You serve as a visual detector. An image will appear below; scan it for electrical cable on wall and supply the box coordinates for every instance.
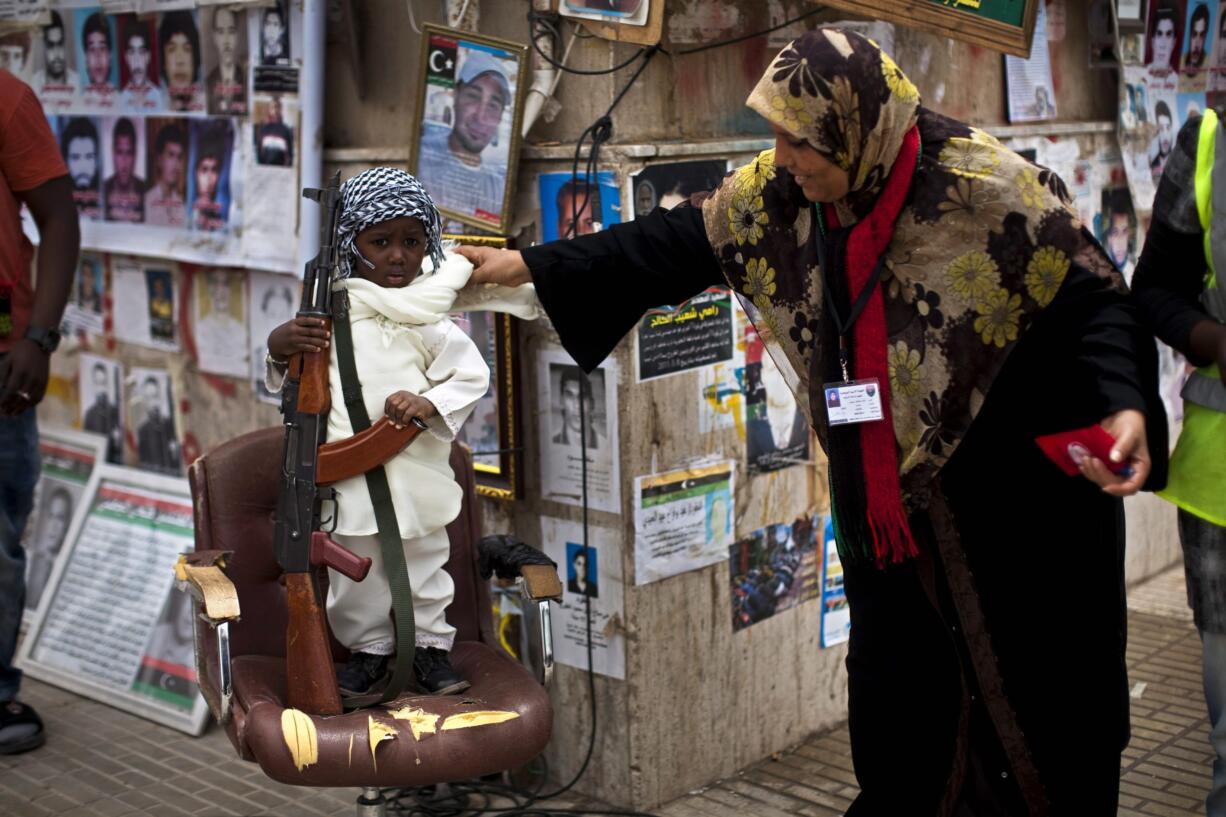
[382,7,830,814]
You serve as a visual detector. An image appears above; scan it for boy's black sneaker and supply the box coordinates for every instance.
[413,647,470,696]
[337,652,390,696]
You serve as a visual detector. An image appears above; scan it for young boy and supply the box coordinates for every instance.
[266,168,498,696]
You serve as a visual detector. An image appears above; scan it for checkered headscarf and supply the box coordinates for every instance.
[337,167,444,279]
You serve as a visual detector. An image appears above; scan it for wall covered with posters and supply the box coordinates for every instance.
[311,0,1185,808]
[12,0,305,270]
[19,0,313,473]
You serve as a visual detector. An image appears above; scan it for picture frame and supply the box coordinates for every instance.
[444,233,523,499]
[17,466,210,736]
[815,0,1042,58]
[410,25,529,234]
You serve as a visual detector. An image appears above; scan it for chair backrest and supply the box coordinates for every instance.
[188,427,494,660]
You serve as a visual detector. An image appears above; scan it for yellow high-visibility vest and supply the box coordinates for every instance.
[1159,108,1226,526]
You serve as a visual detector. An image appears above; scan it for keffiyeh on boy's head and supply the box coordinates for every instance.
[337,167,444,278]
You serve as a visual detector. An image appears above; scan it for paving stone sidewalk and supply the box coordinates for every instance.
[1,564,1214,816]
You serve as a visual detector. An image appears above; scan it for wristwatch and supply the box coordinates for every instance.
[24,324,61,354]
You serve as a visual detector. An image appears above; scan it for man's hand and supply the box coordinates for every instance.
[454,246,531,287]
[1080,409,1150,496]
[0,341,50,415]
[267,317,329,358]
[385,390,437,429]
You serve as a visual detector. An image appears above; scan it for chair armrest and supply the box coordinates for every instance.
[175,551,241,623]
[519,564,563,603]
[516,565,562,689]
[174,552,239,724]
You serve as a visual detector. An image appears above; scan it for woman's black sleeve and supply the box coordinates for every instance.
[1045,264,1169,488]
[522,203,725,372]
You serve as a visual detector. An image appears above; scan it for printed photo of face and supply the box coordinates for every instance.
[213,7,239,66]
[123,27,151,87]
[113,127,136,186]
[1148,2,1182,70]
[156,129,185,190]
[195,154,219,203]
[82,12,113,89]
[1187,3,1211,67]
[164,31,193,86]
[42,13,69,83]
[556,182,600,239]
[63,121,99,191]
[0,32,31,80]
[261,3,288,64]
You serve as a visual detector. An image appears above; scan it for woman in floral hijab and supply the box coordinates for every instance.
[460,28,1166,816]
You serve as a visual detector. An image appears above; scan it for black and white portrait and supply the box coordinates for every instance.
[23,481,81,616]
[129,368,180,475]
[79,353,123,465]
[549,364,607,451]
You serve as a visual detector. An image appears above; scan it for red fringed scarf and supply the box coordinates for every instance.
[824,126,921,566]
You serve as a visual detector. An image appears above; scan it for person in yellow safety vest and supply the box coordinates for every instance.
[1134,105,1226,817]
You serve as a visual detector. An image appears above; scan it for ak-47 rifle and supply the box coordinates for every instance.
[275,173,430,715]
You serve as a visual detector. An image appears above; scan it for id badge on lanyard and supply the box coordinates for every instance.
[815,204,885,426]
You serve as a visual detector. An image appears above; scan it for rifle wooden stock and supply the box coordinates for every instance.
[288,320,333,414]
[316,417,427,485]
[284,572,343,716]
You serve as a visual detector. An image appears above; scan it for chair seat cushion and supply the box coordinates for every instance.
[232,641,552,786]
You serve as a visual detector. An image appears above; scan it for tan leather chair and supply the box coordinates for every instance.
[181,427,556,800]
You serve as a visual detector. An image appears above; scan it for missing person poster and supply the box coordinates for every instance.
[1005,1,1057,123]
[540,517,625,680]
[633,460,734,586]
[111,258,179,351]
[537,348,620,514]
[729,514,821,633]
[635,288,734,382]
[18,467,209,735]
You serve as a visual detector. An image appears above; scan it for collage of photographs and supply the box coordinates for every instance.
[3,2,300,240]
[1120,0,1226,199]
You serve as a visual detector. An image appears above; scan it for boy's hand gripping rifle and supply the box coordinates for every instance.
[275,173,430,715]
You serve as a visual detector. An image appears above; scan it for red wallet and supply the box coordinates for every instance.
[1035,425,1132,477]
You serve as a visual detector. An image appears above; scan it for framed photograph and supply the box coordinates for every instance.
[410,24,528,234]
[444,233,523,499]
[17,466,210,736]
[816,0,1042,58]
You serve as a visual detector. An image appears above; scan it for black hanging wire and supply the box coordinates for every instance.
[383,7,829,814]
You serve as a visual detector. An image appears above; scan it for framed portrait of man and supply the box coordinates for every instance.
[410,25,528,234]
[444,234,522,499]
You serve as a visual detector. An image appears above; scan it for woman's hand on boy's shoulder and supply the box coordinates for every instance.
[385,390,437,429]
[267,316,330,359]
[455,246,531,288]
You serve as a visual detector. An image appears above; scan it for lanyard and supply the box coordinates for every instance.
[813,204,886,383]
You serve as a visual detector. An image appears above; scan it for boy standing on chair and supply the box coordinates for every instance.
[266,168,500,697]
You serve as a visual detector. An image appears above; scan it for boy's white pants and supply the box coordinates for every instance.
[326,528,456,654]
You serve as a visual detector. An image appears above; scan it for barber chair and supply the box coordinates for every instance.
[179,427,560,814]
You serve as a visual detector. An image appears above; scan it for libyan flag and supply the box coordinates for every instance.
[131,656,197,712]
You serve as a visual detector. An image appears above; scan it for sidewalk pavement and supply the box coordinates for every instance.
[1,564,1214,817]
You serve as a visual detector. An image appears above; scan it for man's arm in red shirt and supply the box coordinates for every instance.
[0,176,79,414]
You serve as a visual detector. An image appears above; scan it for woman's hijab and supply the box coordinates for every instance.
[703,28,1125,564]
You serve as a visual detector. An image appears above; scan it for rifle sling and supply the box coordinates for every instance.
[331,289,416,704]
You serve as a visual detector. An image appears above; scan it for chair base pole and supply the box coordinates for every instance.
[355,787,386,817]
